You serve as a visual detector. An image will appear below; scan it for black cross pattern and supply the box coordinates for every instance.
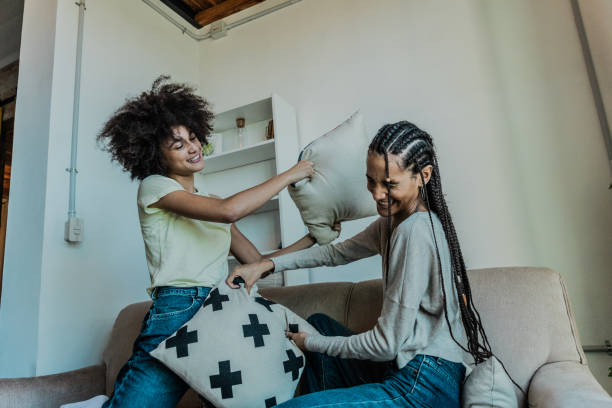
[283,349,304,381]
[210,360,242,399]
[265,397,277,407]
[255,296,276,312]
[288,324,299,333]
[165,326,198,358]
[242,314,270,348]
[203,288,229,311]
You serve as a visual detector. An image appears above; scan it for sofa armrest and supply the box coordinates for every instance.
[528,361,611,408]
[0,364,106,408]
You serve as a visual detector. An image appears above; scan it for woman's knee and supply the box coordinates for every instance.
[306,313,335,331]
[306,313,354,337]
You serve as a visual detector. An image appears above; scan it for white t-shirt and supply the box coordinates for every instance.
[137,174,231,296]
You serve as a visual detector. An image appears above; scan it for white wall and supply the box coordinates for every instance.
[196,0,536,284]
[0,0,58,379]
[480,0,612,391]
[0,0,198,376]
[195,0,610,392]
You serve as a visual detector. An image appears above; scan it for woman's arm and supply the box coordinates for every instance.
[150,160,314,223]
[229,224,318,265]
[226,220,381,290]
[296,218,438,361]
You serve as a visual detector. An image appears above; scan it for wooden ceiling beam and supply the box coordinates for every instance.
[182,0,212,11]
[194,0,265,27]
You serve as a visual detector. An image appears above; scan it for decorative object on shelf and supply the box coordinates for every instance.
[266,120,274,140]
[289,111,377,245]
[236,117,246,149]
[202,143,214,156]
[205,133,222,156]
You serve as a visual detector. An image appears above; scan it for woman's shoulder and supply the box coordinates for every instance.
[139,174,181,192]
[137,174,183,210]
[395,212,440,240]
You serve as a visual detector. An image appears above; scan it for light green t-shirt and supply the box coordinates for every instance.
[137,174,231,296]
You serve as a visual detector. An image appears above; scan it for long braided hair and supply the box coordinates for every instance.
[369,121,513,375]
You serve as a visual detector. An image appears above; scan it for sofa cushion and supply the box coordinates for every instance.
[150,283,317,408]
[462,356,519,408]
[288,111,377,245]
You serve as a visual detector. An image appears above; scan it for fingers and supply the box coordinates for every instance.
[299,160,315,176]
[226,270,242,289]
[226,274,239,289]
[245,278,255,294]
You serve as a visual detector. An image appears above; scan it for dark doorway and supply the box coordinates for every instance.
[0,60,18,303]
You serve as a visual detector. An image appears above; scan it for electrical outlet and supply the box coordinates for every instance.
[64,217,83,242]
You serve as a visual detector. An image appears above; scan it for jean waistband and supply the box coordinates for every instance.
[152,286,211,299]
[419,355,465,377]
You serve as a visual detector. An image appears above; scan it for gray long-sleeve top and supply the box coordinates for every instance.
[271,212,467,369]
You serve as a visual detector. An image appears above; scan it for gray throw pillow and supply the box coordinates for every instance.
[150,283,317,408]
[462,356,519,407]
[289,111,377,245]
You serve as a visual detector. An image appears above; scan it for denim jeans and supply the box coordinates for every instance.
[102,286,211,408]
[277,313,465,408]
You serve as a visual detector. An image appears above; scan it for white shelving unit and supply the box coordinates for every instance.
[198,95,309,288]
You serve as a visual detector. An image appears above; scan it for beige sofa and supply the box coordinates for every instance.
[1,267,610,407]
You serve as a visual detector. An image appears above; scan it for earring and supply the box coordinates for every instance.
[419,186,426,201]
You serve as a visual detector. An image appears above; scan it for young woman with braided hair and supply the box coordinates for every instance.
[228,121,493,407]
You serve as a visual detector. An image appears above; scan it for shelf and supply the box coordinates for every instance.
[253,195,279,215]
[200,139,275,174]
[213,98,272,133]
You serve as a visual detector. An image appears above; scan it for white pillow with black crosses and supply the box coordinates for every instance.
[150,281,318,408]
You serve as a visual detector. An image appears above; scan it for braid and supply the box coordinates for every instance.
[369,121,523,392]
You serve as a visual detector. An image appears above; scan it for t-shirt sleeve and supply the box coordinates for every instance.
[137,175,183,215]
[304,218,436,361]
[271,218,382,272]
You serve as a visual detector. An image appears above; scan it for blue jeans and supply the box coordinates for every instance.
[102,286,211,408]
[277,313,465,407]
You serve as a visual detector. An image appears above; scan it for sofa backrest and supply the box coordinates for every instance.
[262,267,584,393]
[102,267,583,405]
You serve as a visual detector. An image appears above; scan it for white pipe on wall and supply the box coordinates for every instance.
[65,0,86,242]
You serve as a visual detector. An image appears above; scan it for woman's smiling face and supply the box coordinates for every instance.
[366,151,426,220]
[160,125,205,177]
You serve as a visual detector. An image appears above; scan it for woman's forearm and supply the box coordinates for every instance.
[223,172,293,221]
[266,234,315,259]
[223,160,312,221]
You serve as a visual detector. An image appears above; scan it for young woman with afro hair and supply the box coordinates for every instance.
[98,76,320,407]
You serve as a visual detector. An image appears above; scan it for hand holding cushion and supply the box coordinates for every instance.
[289,112,377,245]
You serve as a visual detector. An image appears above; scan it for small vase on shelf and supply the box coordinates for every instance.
[236,117,246,149]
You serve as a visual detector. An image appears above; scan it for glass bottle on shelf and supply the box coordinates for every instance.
[236,117,246,149]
